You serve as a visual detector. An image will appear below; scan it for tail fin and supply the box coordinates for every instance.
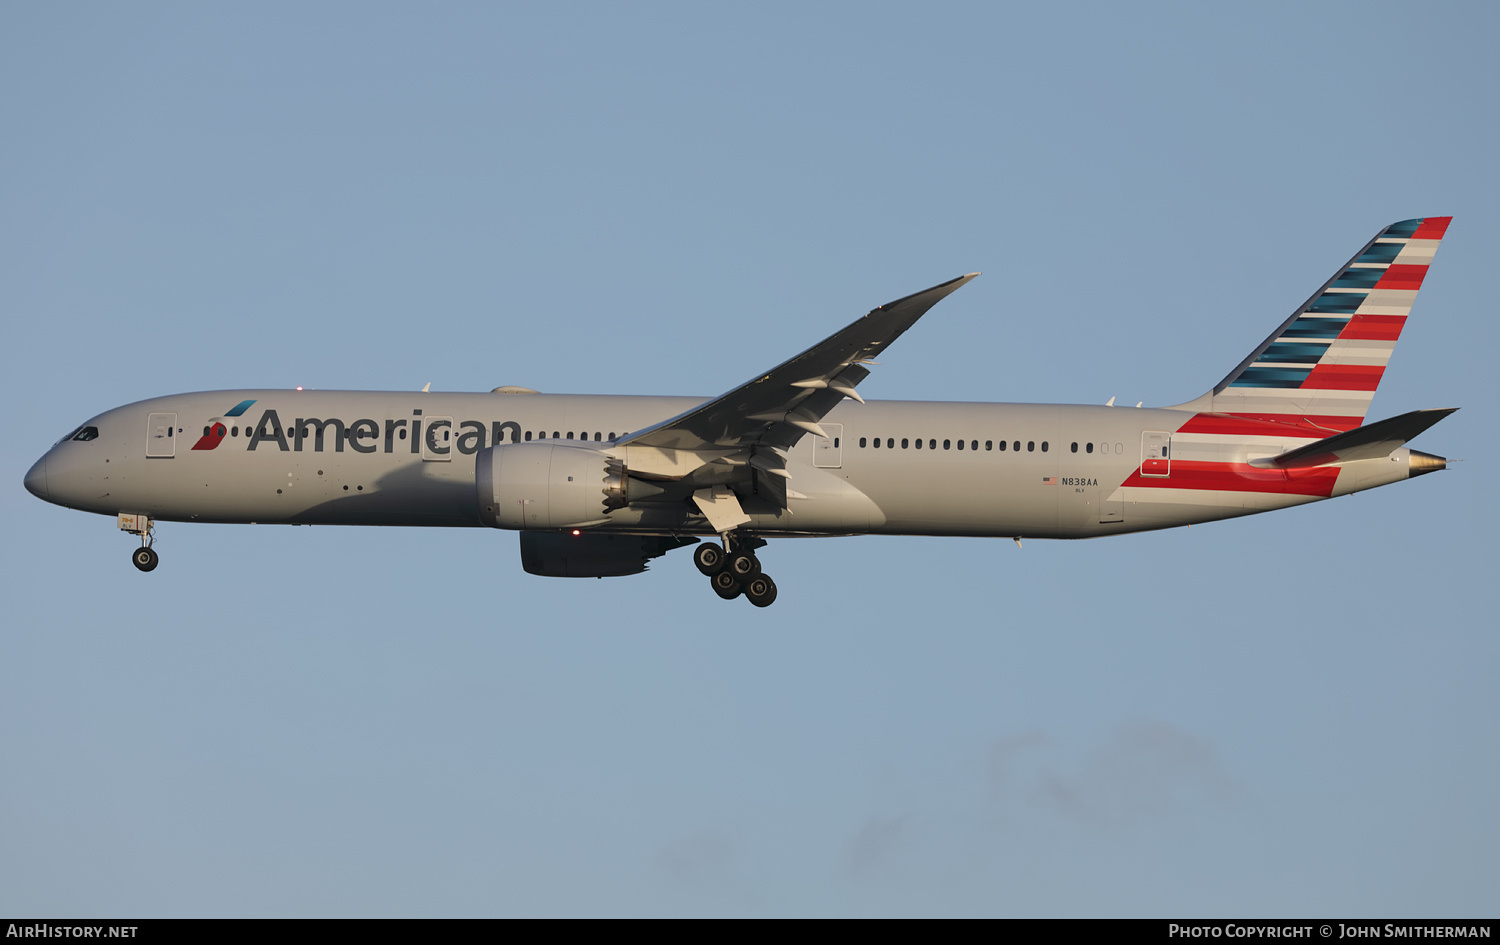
[1199,217,1451,432]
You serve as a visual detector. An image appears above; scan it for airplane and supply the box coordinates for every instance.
[24,217,1456,607]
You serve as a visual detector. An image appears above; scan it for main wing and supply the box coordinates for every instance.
[613,273,979,528]
[621,273,979,452]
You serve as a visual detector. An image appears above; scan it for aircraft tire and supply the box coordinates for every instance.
[694,543,726,576]
[728,551,761,579]
[745,574,777,608]
[711,570,742,599]
[132,547,159,573]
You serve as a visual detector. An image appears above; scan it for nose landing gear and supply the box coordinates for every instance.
[699,532,777,607]
[119,513,158,572]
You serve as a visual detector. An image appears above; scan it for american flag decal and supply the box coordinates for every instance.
[1041,476,1057,485]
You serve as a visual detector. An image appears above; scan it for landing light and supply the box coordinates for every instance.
[572,529,581,536]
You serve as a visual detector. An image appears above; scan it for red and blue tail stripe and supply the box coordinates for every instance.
[1210,217,1449,432]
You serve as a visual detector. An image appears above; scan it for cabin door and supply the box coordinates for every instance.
[146,412,177,458]
[1140,431,1171,478]
[812,423,843,468]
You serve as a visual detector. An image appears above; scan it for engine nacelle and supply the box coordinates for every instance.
[476,443,623,529]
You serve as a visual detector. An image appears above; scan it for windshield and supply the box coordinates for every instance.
[55,425,99,445]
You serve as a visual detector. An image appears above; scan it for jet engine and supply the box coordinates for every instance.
[477,443,634,529]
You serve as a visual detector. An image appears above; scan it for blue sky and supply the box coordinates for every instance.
[3,1,1495,917]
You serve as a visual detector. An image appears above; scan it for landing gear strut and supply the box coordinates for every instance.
[700,532,777,607]
[120,513,158,572]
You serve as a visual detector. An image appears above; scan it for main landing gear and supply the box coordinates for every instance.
[694,533,777,607]
[120,513,158,572]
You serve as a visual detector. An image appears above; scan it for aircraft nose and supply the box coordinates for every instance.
[24,455,49,501]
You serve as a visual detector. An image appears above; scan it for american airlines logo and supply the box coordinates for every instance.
[199,406,526,455]
[190,400,257,451]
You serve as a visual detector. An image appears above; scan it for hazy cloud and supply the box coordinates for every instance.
[843,813,907,880]
[655,833,734,886]
[987,730,1048,801]
[1026,721,1228,826]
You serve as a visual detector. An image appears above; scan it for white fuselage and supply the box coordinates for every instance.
[27,389,1422,542]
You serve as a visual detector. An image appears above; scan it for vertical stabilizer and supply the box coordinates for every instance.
[1202,217,1450,431]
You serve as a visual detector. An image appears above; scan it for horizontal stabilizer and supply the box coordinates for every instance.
[1256,408,1457,469]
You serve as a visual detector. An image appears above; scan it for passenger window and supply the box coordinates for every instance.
[1014,441,1021,451]
[985,440,992,451]
[887,438,894,449]
[834,437,840,448]
[929,439,936,450]
[1086,442,1093,453]
[552,431,560,439]
[1041,442,1049,452]
[999,440,1007,451]
[915,438,923,449]
[859,437,867,448]
[1071,442,1078,453]
[873,437,881,448]
[957,439,964,450]
[525,431,533,441]
[901,438,908,449]
[943,439,951,450]
[1027,441,1034,452]
[609,432,616,440]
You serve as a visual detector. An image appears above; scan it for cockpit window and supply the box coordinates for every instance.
[55,425,98,444]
